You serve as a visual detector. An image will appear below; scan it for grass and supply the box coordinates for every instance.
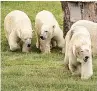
[1,1,97,91]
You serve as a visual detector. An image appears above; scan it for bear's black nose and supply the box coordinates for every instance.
[40,36,43,40]
[84,56,89,62]
[85,56,89,60]
[27,44,31,47]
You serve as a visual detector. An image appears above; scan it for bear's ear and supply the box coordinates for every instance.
[73,45,78,57]
[75,46,80,57]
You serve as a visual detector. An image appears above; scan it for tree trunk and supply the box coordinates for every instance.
[61,1,97,37]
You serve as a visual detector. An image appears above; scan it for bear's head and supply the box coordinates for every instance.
[73,44,91,63]
[40,24,55,40]
[20,29,33,49]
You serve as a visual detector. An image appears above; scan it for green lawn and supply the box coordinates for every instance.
[1,1,97,91]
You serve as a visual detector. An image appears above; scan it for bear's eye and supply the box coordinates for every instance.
[45,31,48,32]
[81,50,83,52]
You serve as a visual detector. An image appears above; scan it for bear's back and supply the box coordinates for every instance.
[71,20,97,56]
[4,10,32,36]
[35,10,59,26]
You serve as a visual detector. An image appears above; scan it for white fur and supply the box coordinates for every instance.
[4,10,33,52]
[64,25,93,79]
[35,10,65,53]
[71,20,97,56]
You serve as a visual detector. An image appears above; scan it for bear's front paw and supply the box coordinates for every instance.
[81,73,93,80]
[10,44,20,51]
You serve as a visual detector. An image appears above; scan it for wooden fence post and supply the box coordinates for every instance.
[61,1,97,37]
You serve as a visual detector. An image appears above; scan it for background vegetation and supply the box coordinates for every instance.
[1,1,97,91]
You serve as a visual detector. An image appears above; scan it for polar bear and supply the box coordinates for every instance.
[71,20,97,56]
[4,10,33,52]
[35,10,65,53]
[64,25,93,79]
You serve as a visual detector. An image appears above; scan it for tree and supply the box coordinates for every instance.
[61,1,97,37]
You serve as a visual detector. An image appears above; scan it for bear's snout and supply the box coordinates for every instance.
[40,35,43,39]
[40,35,45,40]
[85,56,89,59]
[27,44,31,47]
[84,56,89,62]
